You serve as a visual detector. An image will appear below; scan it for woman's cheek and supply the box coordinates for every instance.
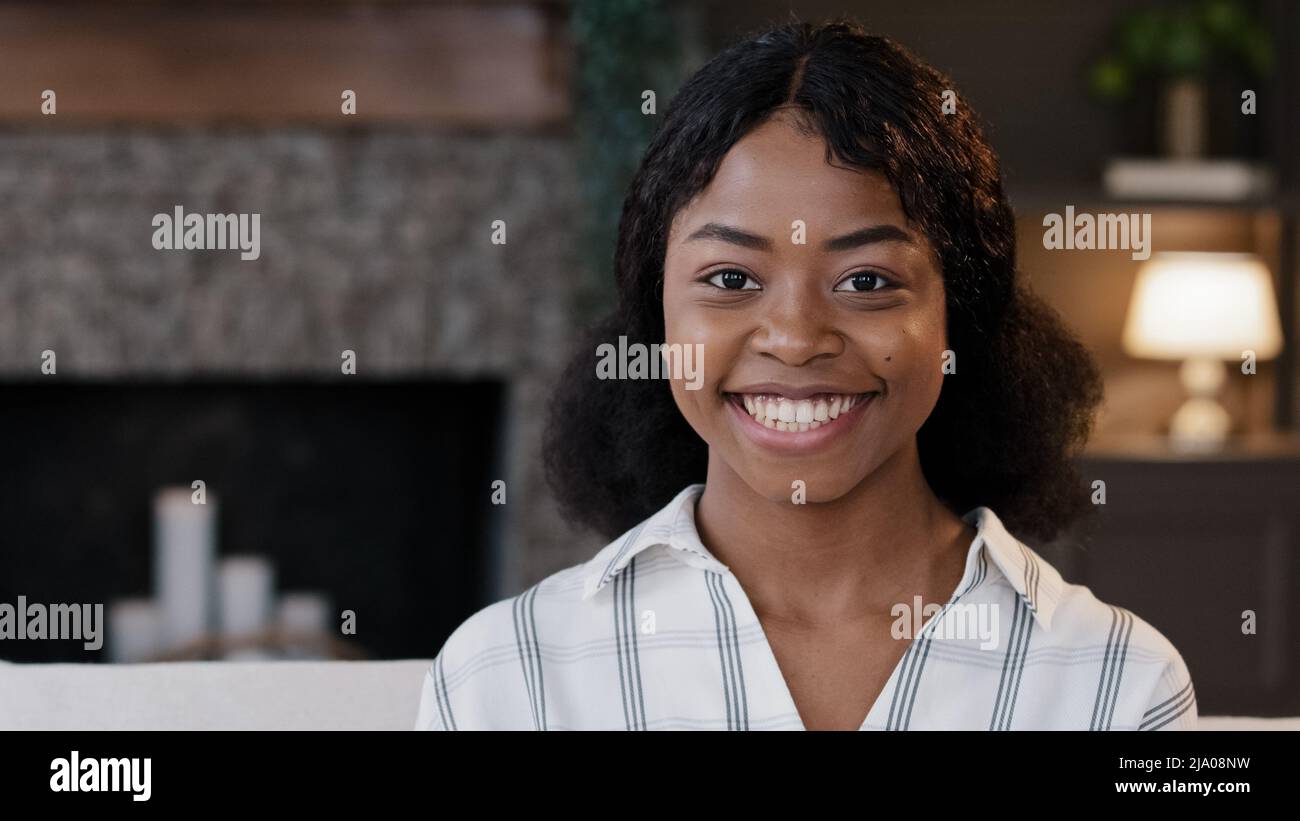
[665,310,721,434]
[672,305,730,364]
[891,316,949,420]
[868,319,945,420]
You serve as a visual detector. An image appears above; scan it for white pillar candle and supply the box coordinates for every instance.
[107,598,162,663]
[152,486,216,651]
[217,555,274,637]
[277,592,331,659]
[278,592,329,634]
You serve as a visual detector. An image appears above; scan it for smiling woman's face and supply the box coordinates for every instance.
[662,111,950,504]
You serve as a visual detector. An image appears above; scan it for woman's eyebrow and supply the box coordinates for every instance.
[683,222,915,252]
[684,222,772,251]
[823,224,915,251]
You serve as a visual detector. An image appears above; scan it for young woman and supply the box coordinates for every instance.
[416,20,1196,731]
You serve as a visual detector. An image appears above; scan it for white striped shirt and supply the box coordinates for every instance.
[415,483,1197,730]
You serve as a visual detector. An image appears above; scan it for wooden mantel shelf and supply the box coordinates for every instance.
[0,0,571,128]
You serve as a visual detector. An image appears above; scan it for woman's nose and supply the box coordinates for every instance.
[748,291,844,366]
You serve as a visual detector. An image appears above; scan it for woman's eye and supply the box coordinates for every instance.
[835,270,890,292]
[706,269,760,290]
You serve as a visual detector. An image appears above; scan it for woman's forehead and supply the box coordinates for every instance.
[669,117,908,243]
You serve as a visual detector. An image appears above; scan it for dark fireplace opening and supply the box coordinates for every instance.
[0,377,505,663]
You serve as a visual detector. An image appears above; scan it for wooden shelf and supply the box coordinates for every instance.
[0,1,571,129]
[1008,185,1293,214]
[1083,431,1300,462]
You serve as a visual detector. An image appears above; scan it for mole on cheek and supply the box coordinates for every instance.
[885,355,892,362]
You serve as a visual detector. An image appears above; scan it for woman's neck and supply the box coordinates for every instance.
[694,440,976,629]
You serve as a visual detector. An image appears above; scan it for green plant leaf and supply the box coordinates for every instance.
[1119,10,1167,69]
[1199,0,1248,40]
[1238,22,1276,76]
[1089,55,1133,100]
[1162,11,1208,76]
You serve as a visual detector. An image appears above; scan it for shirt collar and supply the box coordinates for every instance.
[582,484,722,600]
[581,484,1064,631]
[959,505,1063,631]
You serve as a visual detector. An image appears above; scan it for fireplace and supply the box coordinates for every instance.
[0,376,504,662]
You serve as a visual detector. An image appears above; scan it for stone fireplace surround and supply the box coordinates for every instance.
[0,128,596,601]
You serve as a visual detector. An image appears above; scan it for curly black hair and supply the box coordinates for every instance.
[544,19,1103,546]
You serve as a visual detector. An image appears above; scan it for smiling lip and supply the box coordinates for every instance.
[725,390,877,454]
[726,382,864,401]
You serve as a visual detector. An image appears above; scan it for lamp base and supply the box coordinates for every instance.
[1169,396,1231,451]
[1169,357,1230,451]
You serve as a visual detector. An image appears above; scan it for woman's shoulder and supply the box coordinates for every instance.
[413,497,703,730]
[435,561,592,664]
[1022,562,1198,729]
[413,562,591,730]
[969,507,1197,728]
[971,507,1188,662]
[428,507,691,671]
[1048,577,1179,652]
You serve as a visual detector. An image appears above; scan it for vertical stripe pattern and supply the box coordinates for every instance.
[432,652,457,730]
[512,584,547,731]
[704,571,749,730]
[1090,606,1134,730]
[614,556,648,730]
[888,546,990,730]
[989,596,1035,730]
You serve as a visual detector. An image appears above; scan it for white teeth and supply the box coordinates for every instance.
[735,392,870,433]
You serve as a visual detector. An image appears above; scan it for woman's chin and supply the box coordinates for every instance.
[720,468,864,506]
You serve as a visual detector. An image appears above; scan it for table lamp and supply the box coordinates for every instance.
[1121,252,1283,450]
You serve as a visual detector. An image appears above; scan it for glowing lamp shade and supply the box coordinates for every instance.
[1121,252,1284,449]
[1122,252,1282,360]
